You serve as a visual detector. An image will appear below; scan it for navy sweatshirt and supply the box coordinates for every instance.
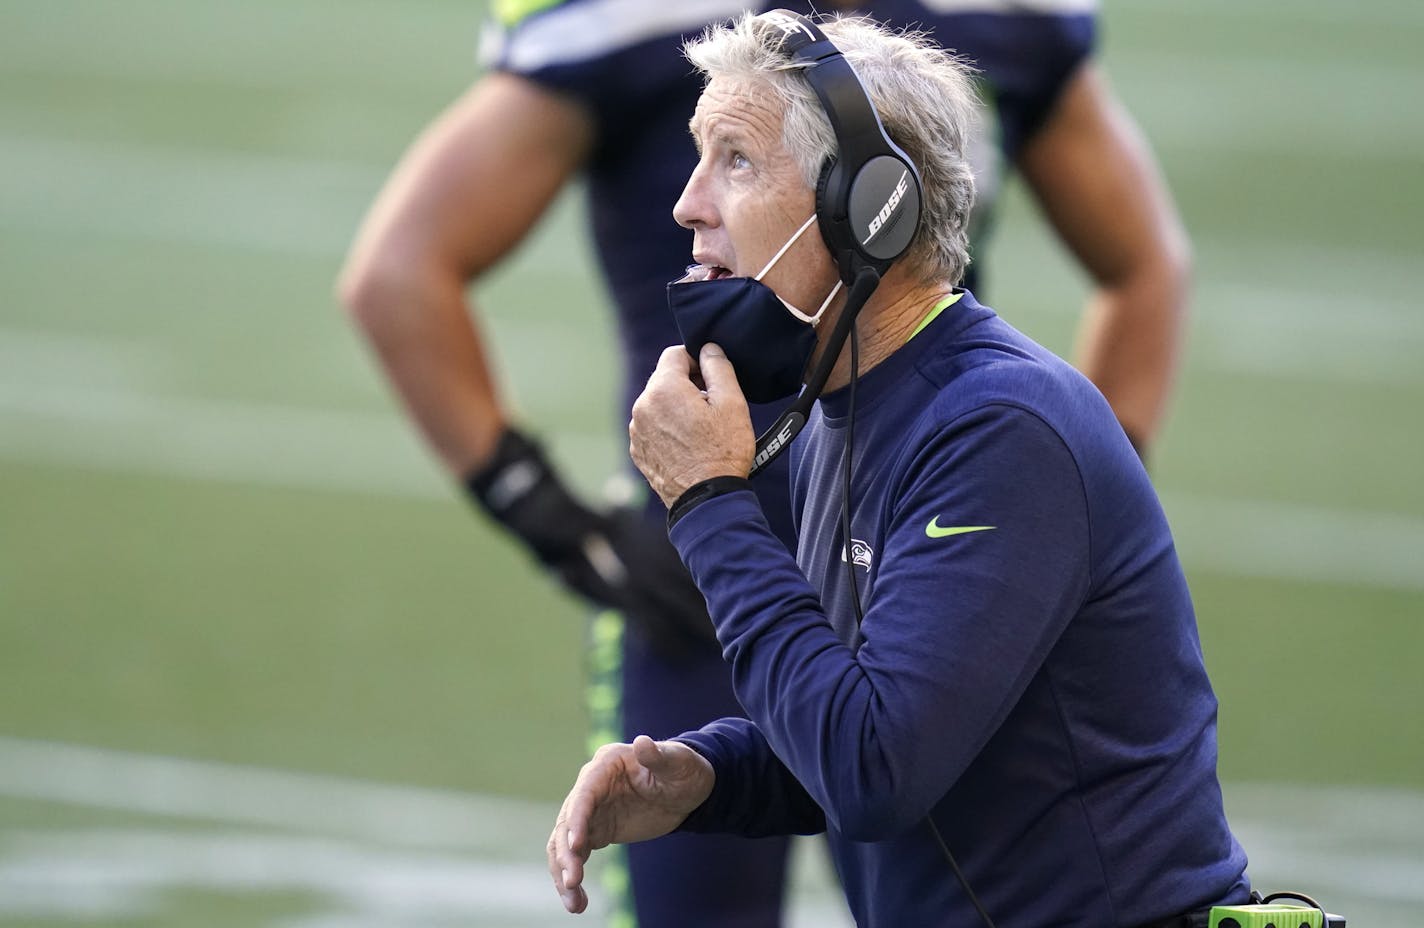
[670,291,1249,927]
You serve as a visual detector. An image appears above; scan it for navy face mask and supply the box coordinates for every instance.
[668,214,843,405]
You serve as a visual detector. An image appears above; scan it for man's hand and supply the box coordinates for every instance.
[548,736,715,914]
[467,428,716,656]
[630,344,755,508]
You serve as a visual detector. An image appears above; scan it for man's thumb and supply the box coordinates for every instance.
[631,735,673,774]
[698,343,742,398]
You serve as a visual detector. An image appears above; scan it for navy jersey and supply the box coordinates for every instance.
[483,0,1095,534]
[669,291,1249,927]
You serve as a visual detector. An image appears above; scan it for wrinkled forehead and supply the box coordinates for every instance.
[688,74,786,151]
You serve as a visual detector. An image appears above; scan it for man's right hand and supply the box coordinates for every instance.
[548,736,715,914]
[630,345,754,509]
[467,428,717,657]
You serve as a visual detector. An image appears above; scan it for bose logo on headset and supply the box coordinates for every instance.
[753,415,802,470]
[861,170,910,247]
[763,10,817,41]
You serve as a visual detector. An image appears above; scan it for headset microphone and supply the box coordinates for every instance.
[749,265,878,477]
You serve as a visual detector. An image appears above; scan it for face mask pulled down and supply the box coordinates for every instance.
[668,214,843,404]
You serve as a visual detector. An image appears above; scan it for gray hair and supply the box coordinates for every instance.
[684,11,979,287]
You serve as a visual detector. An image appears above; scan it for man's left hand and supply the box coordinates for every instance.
[548,736,715,914]
[630,344,755,508]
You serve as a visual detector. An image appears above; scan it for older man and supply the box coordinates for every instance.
[547,11,1247,927]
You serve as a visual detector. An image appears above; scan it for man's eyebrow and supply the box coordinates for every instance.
[688,119,747,157]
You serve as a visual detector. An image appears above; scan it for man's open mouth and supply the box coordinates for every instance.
[681,264,735,283]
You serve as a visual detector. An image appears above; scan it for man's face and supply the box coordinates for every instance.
[674,75,839,310]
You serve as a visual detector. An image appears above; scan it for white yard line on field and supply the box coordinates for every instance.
[0,736,546,853]
[0,736,853,927]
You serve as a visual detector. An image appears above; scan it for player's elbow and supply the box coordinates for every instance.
[1099,201,1195,312]
[337,248,391,326]
[1157,220,1194,309]
[1133,197,1195,312]
[1103,221,1193,321]
[335,246,433,336]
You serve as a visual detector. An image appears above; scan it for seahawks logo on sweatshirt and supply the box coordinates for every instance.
[842,539,874,570]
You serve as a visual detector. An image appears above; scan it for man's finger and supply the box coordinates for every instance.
[561,779,603,862]
[548,810,589,914]
[656,344,693,377]
[561,806,589,863]
[697,343,743,400]
[646,344,707,397]
[631,734,668,774]
[633,734,701,784]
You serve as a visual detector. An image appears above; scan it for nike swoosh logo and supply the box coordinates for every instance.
[925,519,996,539]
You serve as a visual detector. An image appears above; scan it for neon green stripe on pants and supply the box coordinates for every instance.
[585,609,636,926]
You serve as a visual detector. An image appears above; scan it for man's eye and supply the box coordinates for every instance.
[731,152,750,169]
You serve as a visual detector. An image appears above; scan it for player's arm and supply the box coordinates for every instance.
[337,72,593,474]
[337,73,715,653]
[1016,63,1192,456]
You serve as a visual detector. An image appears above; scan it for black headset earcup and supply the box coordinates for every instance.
[815,157,836,219]
[814,157,838,250]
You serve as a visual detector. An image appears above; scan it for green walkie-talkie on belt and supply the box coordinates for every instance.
[1204,891,1345,928]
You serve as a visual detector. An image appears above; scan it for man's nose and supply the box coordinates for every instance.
[672,162,715,231]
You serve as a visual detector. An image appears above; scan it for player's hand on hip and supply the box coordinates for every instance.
[548,735,715,914]
[630,344,754,509]
[599,506,720,658]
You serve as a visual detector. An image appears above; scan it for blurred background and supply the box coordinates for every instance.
[1,0,1420,924]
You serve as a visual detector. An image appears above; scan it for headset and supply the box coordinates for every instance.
[747,9,924,477]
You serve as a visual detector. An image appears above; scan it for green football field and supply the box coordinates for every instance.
[1,0,1420,924]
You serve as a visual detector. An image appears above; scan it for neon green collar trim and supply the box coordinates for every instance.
[907,292,964,342]
[494,0,563,27]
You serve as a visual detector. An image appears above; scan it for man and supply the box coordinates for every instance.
[547,11,1246,927]
[338,1,1189,924]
